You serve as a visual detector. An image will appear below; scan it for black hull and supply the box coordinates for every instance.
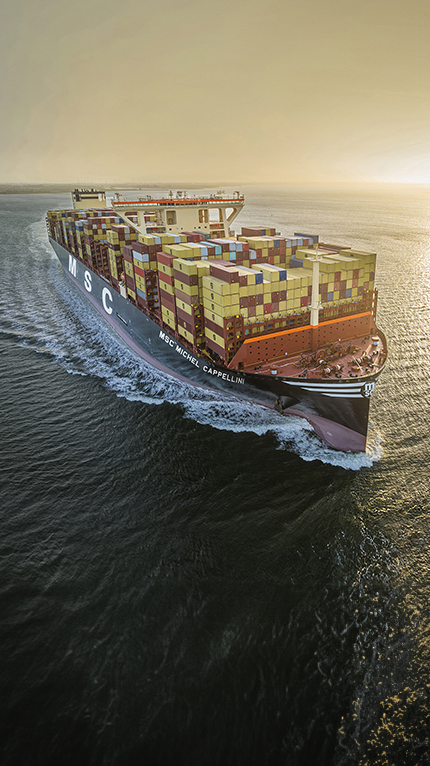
[50,239,385,452]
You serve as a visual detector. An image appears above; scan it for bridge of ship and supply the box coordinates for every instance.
[112,195,245,237]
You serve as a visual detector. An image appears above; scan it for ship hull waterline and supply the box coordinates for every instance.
[50,238,384,452]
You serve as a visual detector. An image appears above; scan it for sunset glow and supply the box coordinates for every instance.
[2,0,430,185]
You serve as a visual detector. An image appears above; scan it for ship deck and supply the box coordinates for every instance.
[248,333,387,380]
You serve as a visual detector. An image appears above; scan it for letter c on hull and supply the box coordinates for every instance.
[102,287,113,315]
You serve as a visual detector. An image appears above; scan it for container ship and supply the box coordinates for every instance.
[46,189,387,452]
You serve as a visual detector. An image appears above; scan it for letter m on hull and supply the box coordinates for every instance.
[68,255,77,277]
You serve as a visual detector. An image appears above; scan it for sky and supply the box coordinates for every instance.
[2,0,430,185]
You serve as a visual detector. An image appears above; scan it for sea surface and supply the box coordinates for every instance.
[1,184,430,766]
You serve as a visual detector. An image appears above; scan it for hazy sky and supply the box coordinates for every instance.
[2,0,430,184]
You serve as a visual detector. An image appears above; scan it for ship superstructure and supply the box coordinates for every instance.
[46,189,387,452]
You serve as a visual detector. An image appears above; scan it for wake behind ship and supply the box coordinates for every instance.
[46,188,387,452]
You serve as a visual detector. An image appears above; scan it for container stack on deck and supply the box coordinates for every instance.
[174,259,208,348]
[47,209,377,368]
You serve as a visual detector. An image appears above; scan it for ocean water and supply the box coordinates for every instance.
[1,185,430,766]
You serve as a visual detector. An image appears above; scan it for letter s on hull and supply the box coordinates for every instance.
[102,287,113,315]
[84,271,92,292]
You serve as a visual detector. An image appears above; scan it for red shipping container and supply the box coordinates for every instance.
[300,296,308,307]
[256,294,264,305]
[206,337,226,358]
[173,270,198,286]
[271,291,279,302]
[132,242,149,255]
[159,288,176,310]
[209,265,239,284]
[264,303,272,313]
[240,296,249,309]
[158,271,174,287]
[178,316,194,333]
[204,316,224,335]
[279,290,286,301]
[157,252,175,268]
[177,306,194,324]
[175,287,200,306]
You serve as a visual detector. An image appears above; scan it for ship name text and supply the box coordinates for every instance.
[158,330,244,383]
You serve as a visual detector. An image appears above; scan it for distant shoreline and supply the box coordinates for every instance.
[0,182,225,195]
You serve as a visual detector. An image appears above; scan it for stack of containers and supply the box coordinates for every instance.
[208,238,250,267]
[202,264,244,360]
[83,216,122,262]
[241,227,277,237]
[338,250,375,297]
[299,249,370,306]
[285,271,311,311]
[182,232,207,243]
[238,234,288,267]
[136,233,169,270]
[163,241,220,262]
[94,242,110,277]
[173,258,209,347]
[157,253,177,330]
[106,225,137,286]
[192,230,211,241]
[122,244,159,310]
[250,264,288,317]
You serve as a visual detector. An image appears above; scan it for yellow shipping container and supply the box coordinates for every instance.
[158,262,174,277]
[173,258,198,276]
[205,328,226,348]
[174,279,199,296]
[203,308,225,329]
[124,261,134,278]
[159,233,176,245]
[204,298,240,317]
[202,276,232,297]
[178,326,196,344]
[162,305,176,319]
[162,314,176,331]
[135,274,146,292]
[164,244,192,258]
[127,288,136,300]
[202,288,233,307]
[175,297,193,316]
[159,278,175,297]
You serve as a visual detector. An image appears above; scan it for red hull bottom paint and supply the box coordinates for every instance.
[285,409,367,452]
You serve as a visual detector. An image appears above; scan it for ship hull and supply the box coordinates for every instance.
[50,239,384,452]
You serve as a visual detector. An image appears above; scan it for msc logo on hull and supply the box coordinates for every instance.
[362,381,376,398]
[68,256,113,316]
